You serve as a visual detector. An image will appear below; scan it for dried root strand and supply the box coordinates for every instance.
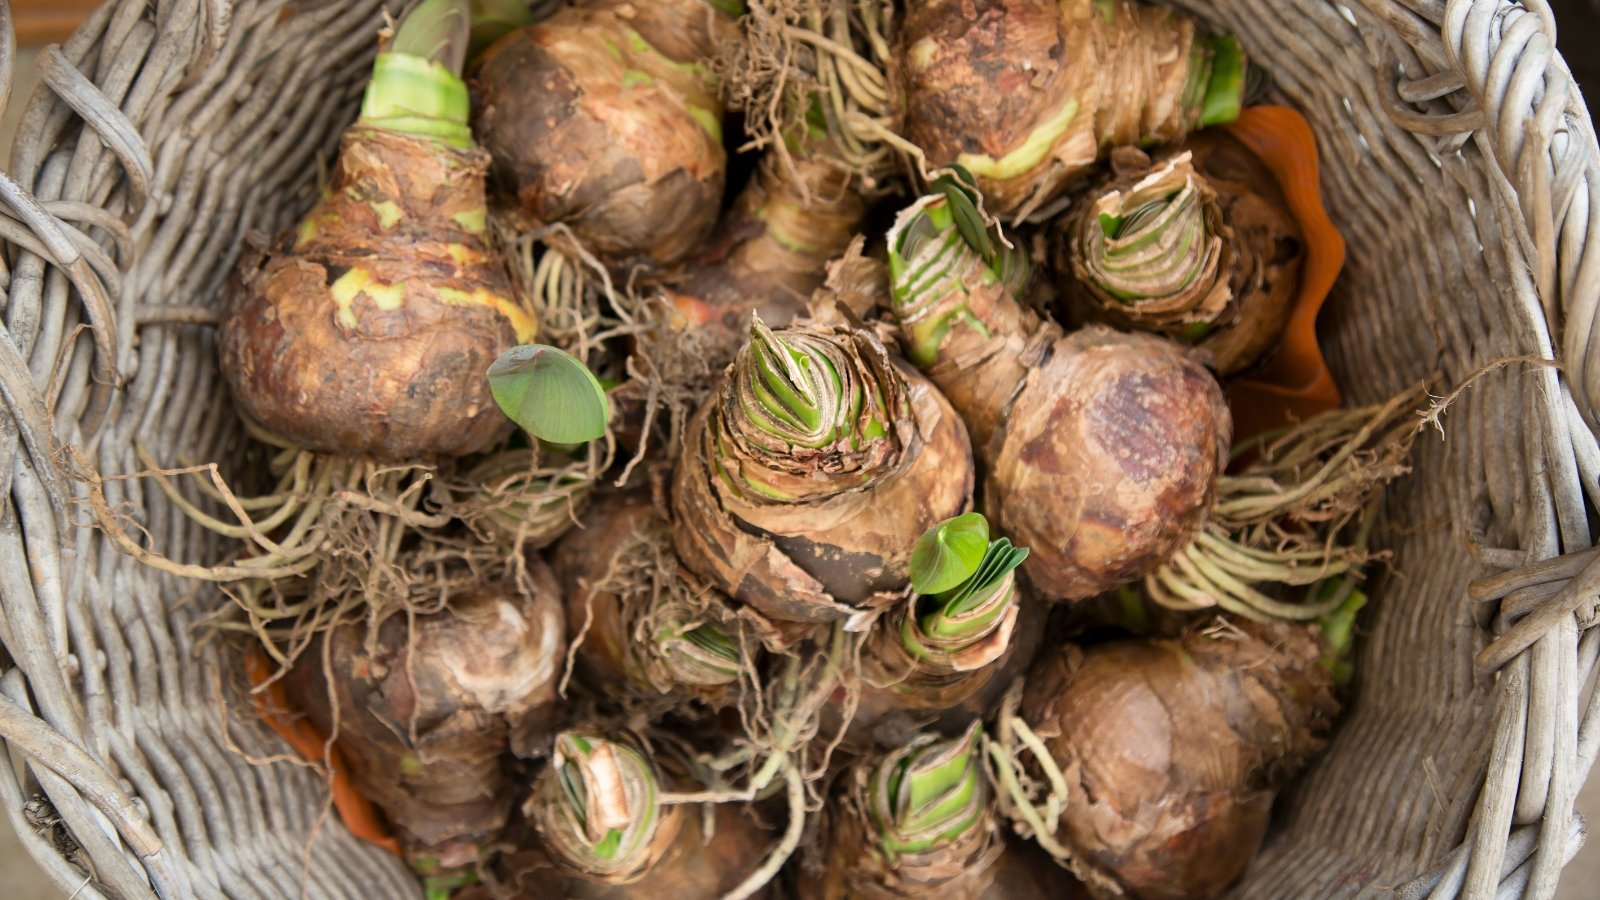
[1144,385,1428,621]
[721,0,903,184]
[982,681,1073,861]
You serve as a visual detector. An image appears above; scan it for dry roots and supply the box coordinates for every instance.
[1143,385,1428,621]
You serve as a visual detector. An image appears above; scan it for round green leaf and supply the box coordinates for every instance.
[487,345,609,444]
[910,512,990,596]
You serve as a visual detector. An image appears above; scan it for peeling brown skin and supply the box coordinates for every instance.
[219,126,527,460]
[901,0,1206,217]
[1181,130,1305,375]
[1019,622,1339,899]
[282,571,566,871]
[987,326,1230,600]
[474,802,774,899]
[672,325,974,625]
[668,137,869,362]
[472,0,731,269]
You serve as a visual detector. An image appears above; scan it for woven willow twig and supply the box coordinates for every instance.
[0,0,1596,898]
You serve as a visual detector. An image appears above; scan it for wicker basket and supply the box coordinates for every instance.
[0,0,1595,896]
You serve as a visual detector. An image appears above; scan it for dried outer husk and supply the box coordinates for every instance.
[900,0,1246,219]
[551,488,750,703]
[281,570,566,872]
[473,785,775,898]
[444,448,598,549]
[671,318,974,626]
[888,194,1231,602]
[1179,127,1307,376]
[1013,620,1338,899]
[802,723,1003,899]
[220,124,531,460]
[1061,142,1304,376]
[472,0,734,268]
[665,131,870,360]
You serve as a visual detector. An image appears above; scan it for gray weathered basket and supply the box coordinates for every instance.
[0,0,1596,896]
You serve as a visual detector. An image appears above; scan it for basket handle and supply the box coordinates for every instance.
[1377,0,1600,440]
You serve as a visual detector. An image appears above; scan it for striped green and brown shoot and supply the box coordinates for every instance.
[1067,152,1230,337]
[1060,138,1306,375]
[813,723,1003,897]
[672,317,973,627]
[886,177,1051,452]
[534,731,671,883]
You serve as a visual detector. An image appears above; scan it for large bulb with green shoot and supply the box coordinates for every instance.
[533,731,674,883]
[472,0,736,268]
[900,0,1249,219]
[672,316,974,626]
[1061,145,1305,375]
[887,184,1231,602]
[220,0,534,460]
[1069,152,1229,331]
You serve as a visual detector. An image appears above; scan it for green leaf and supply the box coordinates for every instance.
[488,345,609,444]
[934,176,995,261]
[591,828,624,860]
[1200,35,1246,126]
[910,513,990,595]
[937,538,1028,616]
[393,0,471,74]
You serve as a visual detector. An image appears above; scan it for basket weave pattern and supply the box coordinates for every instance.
[0,0,1594,897]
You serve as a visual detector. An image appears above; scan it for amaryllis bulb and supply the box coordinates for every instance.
[672,319,973,625]
[537,732,664,882]
[900,0,1249,218]
[1070,152,1231,335]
